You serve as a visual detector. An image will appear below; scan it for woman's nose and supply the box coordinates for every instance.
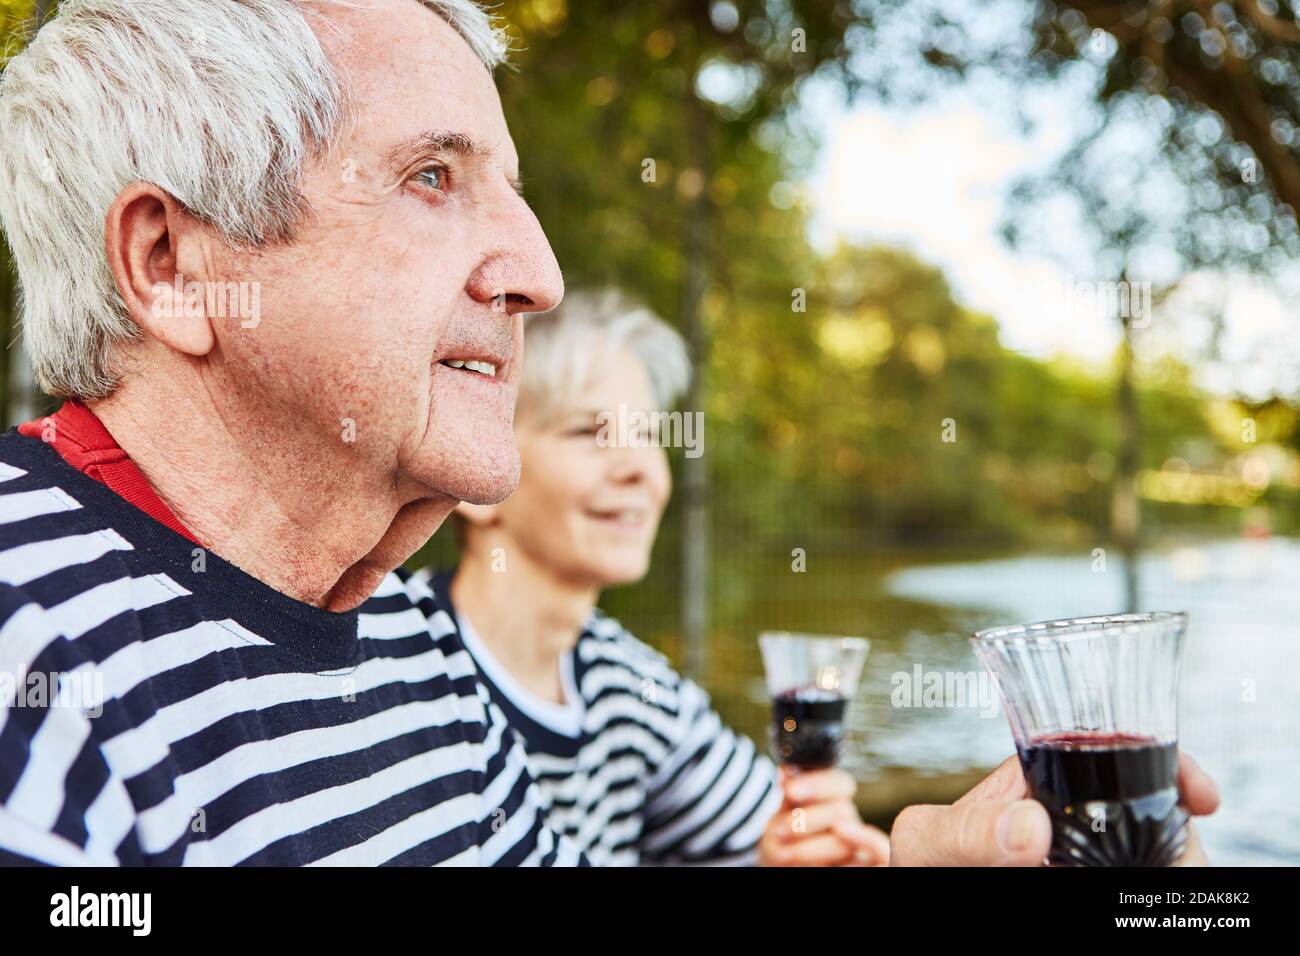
[606,443,653,483]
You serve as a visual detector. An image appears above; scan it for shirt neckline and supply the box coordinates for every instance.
[1,430,364,670]
[455,608,585,738]
[17,400,198,543]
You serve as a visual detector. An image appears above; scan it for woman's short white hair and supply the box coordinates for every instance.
[520,290,692,421]
[0,0,507,399]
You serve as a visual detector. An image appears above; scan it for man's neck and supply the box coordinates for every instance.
[89,380,454,613]
[451,547,597,703]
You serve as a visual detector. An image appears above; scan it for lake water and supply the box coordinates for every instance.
[869,536,1300,867]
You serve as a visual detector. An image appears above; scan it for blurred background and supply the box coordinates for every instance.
[3,1,1298,864]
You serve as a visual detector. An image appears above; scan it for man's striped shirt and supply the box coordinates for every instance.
[425,571,782,866]
[0,432,585,866]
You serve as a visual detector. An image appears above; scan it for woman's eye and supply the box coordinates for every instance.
[414,164,448,191]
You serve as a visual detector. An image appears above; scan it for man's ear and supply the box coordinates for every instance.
[454,500,500,528]
[104,182,215,357]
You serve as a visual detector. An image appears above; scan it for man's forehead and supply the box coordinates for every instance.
[308,0,516,170]
[308,0,475,68]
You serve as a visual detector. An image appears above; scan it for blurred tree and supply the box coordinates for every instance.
[845,0,1300,272]
[845,0,1300,607]
[1,1,1292,669]
[1,1,54,428]
[492,0,874,677]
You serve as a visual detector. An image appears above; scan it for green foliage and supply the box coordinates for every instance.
[1,1,1295,609]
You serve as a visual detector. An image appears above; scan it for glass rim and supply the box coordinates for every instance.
[758,631,870,652]
[971,611,1187,646]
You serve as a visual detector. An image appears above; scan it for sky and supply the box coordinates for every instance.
[798,64,1299,399]
[806,82,1122,364]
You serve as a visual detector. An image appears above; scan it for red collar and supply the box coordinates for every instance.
[19,400,200,544]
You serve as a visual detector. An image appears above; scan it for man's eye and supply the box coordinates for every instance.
[414,164,449,191]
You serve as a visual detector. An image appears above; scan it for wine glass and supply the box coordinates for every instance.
[758,632,869,771]
[971,612,1190,867]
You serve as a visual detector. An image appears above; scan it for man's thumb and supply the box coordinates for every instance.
[891,798,1051,866]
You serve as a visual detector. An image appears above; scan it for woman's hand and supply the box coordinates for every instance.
[758,767,891,867]
[888,752,1220,866]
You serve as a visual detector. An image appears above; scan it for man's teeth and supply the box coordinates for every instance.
[442,359,497,377]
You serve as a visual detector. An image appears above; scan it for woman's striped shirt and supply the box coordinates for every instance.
[0,432,586,866]
[424,570,782,866]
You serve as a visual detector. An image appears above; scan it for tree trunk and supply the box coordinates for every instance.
[1,246,11,428]
[680,95,712,682]
[1112,306,1141,612]
[3,1,51,428]
[1071,0,1300,217]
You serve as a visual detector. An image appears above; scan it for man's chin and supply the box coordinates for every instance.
[407,422,521,505]
[438,449,521,506]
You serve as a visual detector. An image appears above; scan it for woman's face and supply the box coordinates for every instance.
[492,345,672,590]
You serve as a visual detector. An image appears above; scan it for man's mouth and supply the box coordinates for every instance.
[438,358,499,378]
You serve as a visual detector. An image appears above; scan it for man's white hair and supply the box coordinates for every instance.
[0,0,507,399]
[519,290,692,421]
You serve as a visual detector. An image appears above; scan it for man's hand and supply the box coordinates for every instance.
[759,767,890,867]
[889,752,1220,866]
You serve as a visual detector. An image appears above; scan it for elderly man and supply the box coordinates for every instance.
[0,0,1216,867]
[0,0,573,867]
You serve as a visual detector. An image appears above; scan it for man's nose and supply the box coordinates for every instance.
[466,193,565,316]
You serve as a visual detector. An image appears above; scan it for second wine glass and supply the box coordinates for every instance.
[758,632,869,771]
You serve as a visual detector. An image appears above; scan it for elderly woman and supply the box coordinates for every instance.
[423,290,891,866]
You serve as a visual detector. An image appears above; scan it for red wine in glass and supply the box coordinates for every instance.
[771,687,847,769]
[1017,731,1189,867]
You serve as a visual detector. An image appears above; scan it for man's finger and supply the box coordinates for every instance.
[955,754,1029,805]
[891,798,1051,867]
[1172,821,1208,867]
[1176,753,1220,816]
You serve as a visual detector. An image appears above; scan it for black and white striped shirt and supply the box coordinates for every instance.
[425,571,782,866]
[0,432,585,866]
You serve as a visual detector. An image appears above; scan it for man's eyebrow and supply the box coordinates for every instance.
[388,128,525,195]
[389,129,491,165]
